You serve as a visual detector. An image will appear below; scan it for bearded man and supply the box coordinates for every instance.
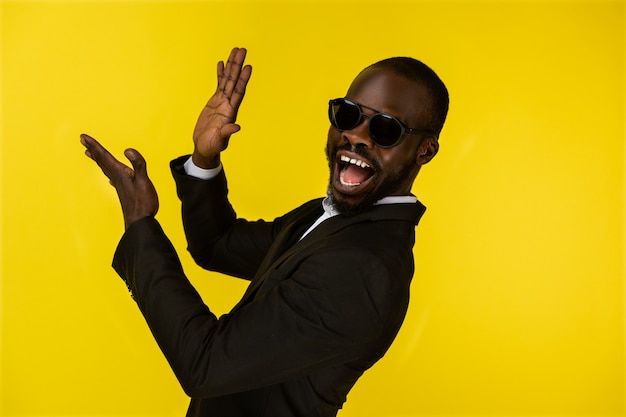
[81,47,448,417]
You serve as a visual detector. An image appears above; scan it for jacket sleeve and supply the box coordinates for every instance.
[169,156,277,280]
[111,216,401,399]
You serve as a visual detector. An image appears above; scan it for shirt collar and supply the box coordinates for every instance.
[322,194,418,216]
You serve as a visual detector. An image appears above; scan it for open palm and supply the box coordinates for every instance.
[192,47,252,168]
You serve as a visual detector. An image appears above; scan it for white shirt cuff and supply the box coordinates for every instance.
[183,156,223,180]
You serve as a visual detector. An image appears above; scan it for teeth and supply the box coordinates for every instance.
[340,154,370,169]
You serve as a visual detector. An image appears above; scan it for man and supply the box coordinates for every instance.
[81,47,448,417]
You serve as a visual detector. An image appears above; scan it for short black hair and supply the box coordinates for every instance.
[367,57,449,135]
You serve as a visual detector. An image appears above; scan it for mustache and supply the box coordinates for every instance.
[333,143,381,171]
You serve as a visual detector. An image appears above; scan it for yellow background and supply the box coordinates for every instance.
[1,0,624,416]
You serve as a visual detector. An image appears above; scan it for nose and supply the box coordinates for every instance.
[341,118,375,149]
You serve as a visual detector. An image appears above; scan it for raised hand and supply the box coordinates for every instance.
[80,134,159,230]
[192,47,253,168]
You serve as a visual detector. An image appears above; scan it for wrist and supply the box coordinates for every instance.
[191,151,220,170]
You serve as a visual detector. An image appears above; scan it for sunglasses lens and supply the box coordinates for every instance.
[330,100,361,130]
[369,114,402,147]
[329,99,405,148]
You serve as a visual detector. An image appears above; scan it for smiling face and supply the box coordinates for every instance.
[325,67,439,215]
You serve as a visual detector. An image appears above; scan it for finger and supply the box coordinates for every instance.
[81,133,114,160]
[230,64,252,112]
[124,148,147,177]
[220,123,241,138]
[80,133,101,155]
[222,48,247,98]
[81,133,114,165]
[80,133,127,181]
[216,60,225,92]
[217,48,238,93]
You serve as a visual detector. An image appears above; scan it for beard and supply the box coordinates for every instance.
[325,142,415,216]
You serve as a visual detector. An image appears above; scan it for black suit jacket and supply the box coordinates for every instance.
[112,156,426,417]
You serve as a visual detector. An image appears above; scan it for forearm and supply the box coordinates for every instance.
[112,217,222,396]
[170,156,274,278]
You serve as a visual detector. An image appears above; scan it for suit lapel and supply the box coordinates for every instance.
[230,201,425,312]
[268,201,425,269]
[230,200,323,311]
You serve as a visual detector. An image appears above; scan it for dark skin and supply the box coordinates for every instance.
[81,47,252,230]
[326,68,439,213]
[79,137,159,231]
[82,47,439,225]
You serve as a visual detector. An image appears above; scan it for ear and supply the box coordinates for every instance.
[415,137,439,165]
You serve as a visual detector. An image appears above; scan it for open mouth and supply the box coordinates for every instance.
[338,154,375,186]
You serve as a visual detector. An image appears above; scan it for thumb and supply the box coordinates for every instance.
[124,148,147,176]
[221,123,241,138]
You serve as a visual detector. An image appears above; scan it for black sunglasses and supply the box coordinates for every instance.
[328,98,435,148]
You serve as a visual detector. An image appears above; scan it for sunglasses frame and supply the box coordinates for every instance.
[328,98,436,148]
